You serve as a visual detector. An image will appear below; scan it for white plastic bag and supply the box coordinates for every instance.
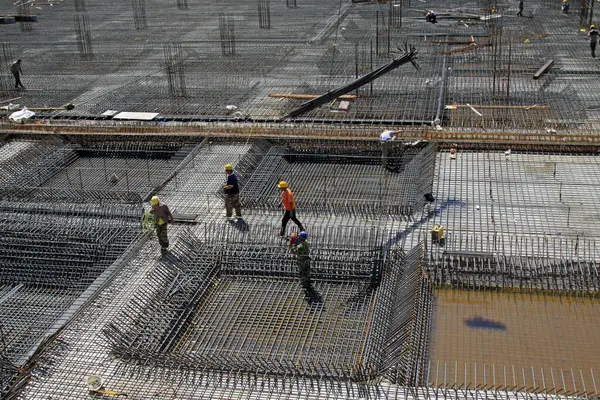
[9,107,35,123]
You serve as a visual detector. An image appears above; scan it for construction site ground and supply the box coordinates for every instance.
[1,0,600,399]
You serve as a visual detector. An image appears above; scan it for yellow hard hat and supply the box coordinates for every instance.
[151,195,160,205]
[592,24,596,29]
[278,181,288,189]
[224,163,233,171]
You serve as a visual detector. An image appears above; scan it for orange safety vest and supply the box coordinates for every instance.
[281,188,296,211]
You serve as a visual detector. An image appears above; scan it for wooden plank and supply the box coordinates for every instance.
[268,93,357,100]
[446,104,550,110]
[533,59,554,79]
[113,111,159,120]
[338,101,350,110]
[173,213,198,223]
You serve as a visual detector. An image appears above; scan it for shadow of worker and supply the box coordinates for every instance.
[228,217,250,232]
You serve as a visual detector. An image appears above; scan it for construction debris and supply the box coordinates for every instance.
[533,59,554,79]
[269,93,358,100]
[446,104,551,110]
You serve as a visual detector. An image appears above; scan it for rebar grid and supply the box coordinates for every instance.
[0,138,197,198]
[0,138,63,189]
[0,201,143,394]
[0,0,595,136]
[153,138,434,220]
[240,141,435,219]
[1,133,599,400]
[1,0,598,132]
[430,152,600,250]
[102,225,431,383]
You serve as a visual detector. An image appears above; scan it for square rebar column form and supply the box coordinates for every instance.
[16,2,33,32]
[219,13,236,57]
[258,0,271,29]
[0,203,142,393]
[131,0,147,30]
[389,1,402,28]
[241,141,435,219]
[4,140,196,198]
[74,0,86,13]
[104,227,431,382]
[176,0,188,10]
[74,13,93,59]
[164,42,187,97]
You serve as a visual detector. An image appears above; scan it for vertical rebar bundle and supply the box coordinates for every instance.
[375,10,390,56]
[164,42,187,97]
[0,43,13,93]
[257,0,271,29]
[74,0,86,13]
[74,13,94,59]
[176,0,189,10]
[579,0,594,28]
[389,1,402,28]
[16,2,32,32]
[219,13,236,57]
[132,0,147,30]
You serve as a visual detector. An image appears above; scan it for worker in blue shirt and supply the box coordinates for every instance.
[425,10,437,23]
[223,164,242,220]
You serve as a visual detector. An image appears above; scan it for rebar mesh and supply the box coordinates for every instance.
[0,200,143,394]
[240,140,435,219]
[0,134,597,400]
[103,224,431,383]
[0,137,198,199]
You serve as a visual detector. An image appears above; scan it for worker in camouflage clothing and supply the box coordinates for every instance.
[149,195,174,256]
[293,231,319,303]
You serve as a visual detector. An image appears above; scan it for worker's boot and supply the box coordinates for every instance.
[304,287,321,304]
[160,247,169,257]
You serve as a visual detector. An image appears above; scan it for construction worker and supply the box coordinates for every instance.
[562,0,569,13]
[425,10,437,23]
[589,25,599,57]
[10,59,24,90]
[292,231,318,301]
[223,163,242,220]
[449,147,457,159]
[149,195,174,256]
[277,181,305,237]
[517,0,524,16]
[380,129,400,168]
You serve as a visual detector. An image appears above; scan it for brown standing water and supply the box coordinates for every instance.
[430,289,600,395]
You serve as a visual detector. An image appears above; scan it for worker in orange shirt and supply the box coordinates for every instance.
[276,181,305,237]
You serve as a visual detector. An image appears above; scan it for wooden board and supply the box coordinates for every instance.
[112,112,159,120]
